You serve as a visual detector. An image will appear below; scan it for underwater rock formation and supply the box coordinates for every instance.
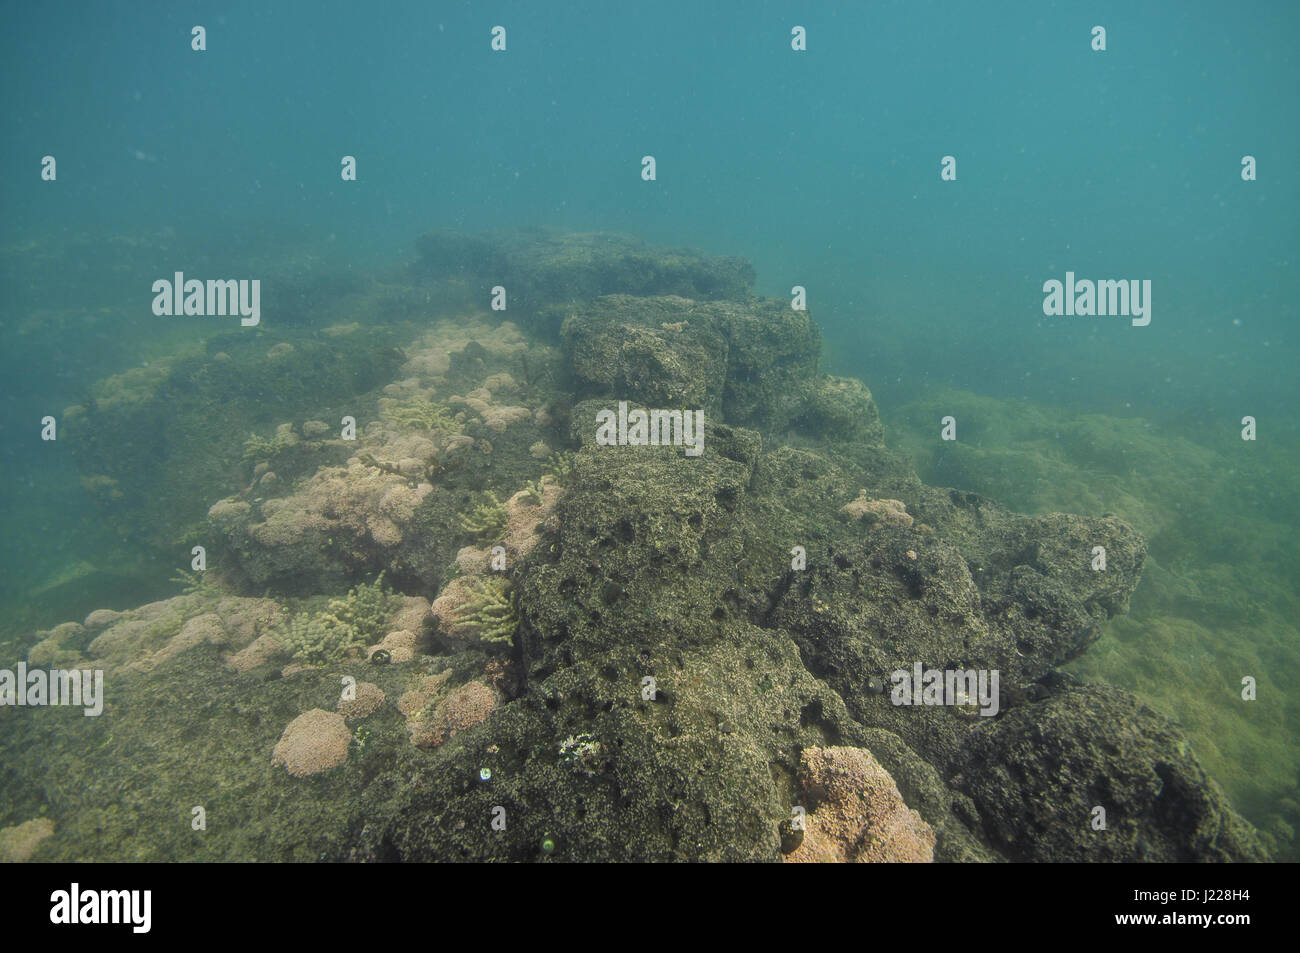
[951,677,1268,862]
[414,228,757,318]
[8,229,1268,863]
[560,293,821,434]
[60,331,406,553]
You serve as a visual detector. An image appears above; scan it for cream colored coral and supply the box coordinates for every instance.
[0,818,55,862]
[430,576,486,642]
[339,682,386,720]
[785,746,934,863]
[408,681,497,749]
[398,672,451,718]
[364,595,431,663]
[838,491,913,527]
[272,709,351,777]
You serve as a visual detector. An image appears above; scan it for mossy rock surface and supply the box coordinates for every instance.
[5,230,1273,863]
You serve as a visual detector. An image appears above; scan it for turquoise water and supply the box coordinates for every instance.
[2,1,1296,858]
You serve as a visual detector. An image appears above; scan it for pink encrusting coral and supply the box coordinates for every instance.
[407,680,498,749]
[271,709,352,777]
[249,464,433,551]
[338,681,386,720]
[31,595,285,676]
[398,316,529,380]
[785,746,935,863]
[365,595,432,663]
[447,387,532,434]
[393,669,500,749]
[206,454,438,586]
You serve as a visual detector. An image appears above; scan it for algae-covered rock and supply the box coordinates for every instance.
[414,229,756,316]
[6,229,1269,864]
[792,375,886,445]
[563,295,729,415]
[951,678,1269,862]
[560,292,821,437]
[63,331,405,553]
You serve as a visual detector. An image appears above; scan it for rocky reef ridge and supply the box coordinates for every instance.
[3,230,1267,863]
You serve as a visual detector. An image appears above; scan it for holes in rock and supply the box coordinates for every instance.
[799,699,824,728]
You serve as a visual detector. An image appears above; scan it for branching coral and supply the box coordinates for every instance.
[448,577,518,646]
[170,568,222,599]
[241,426,299,469]
[325,572,395,639]
[326,573,398,644]
[380,397,462,434]
[453,478,563,574]
[457,492,508,538]
[275,611,365,666]
[545,451,577,485]
[275,574,398,665]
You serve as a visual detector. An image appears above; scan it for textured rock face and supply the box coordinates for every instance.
[560,293,822,435]
[11,230,1267,863]
[770,490,1150,773]
[564,295,730,415]
[951,679,1268,862]
[414,228,758,314]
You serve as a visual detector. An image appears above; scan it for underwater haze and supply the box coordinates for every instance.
[1,1,1296,864]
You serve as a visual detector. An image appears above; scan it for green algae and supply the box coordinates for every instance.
[887,388,1300,858]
